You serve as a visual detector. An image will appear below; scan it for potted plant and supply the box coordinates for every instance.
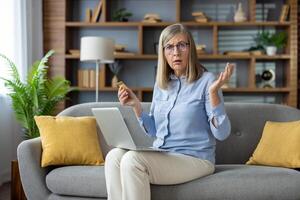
[0,50,73,139]
[108,60,123,87]
[254,31,287,56]
[112,8,133,22]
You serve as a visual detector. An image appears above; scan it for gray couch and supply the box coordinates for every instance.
[17,102,300,200]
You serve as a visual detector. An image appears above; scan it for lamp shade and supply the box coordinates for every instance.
[80,37,115,63]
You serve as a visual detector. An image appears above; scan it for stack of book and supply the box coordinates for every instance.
[192,12,209,23]
[78,69,101,88]
[68,49,80,56]
[196,44,206,54]
[114,44,135,56]
[142,13,162,23]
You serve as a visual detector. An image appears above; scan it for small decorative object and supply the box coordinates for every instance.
[112,8,132,22]
[69,49,80,56]
[196,44,206,54]
[85,8,92,22]
[143,13,162,23]
[279,4,290,22]
[265,46,277,56]
[92,0,103,22]
[223,51,251,56]
[248,45,265,55]
[108,60,123,88]
[254,31,287,55]
[113,44,135,56]
[257,69,275,88]
[115,44,126,52]
[234,3,247,22]
[250,50,264,56]
[192,11,209,23]
[153,42,159,54]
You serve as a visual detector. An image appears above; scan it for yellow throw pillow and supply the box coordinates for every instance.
[35,116,104,167]
[246,120,300,168]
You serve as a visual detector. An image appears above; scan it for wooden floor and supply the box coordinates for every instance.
[0,182,10,200]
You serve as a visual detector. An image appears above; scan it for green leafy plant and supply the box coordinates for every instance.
[0,50,73,139]
[254,31,287,49]
[112,8,132,22]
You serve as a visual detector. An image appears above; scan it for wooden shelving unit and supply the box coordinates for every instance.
[43,0,298,110]
[65,54,291,60]
[65,21,291,27]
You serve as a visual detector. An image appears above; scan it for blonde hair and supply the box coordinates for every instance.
[156,23,205,89]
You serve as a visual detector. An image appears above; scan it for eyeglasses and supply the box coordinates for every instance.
[164,42,190,55]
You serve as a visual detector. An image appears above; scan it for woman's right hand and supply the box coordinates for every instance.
[118,87,142,117]
[118,87,140,107]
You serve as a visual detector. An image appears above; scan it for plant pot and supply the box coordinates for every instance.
[111,75,119,88]
[11,160,27,200]
[266,46,277,56]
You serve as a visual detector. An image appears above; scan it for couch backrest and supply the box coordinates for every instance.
[58,102,300,164]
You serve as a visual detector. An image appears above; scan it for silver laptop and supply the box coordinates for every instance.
[92,107,167,151]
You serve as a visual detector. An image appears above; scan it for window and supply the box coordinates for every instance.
[0,0,17,95]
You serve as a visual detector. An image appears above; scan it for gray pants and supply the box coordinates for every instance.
[105,148,215,200]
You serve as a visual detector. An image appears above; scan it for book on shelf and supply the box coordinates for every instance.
[223,51,251,56]
[279,4,290,22]
[89,69,96,88]
[78,69,83,88]
[78,69,102,89]
[92,0,103,22]
[114,51,136,56]
[69,49,80,56]
[82,70,89,88]
[85,8,92,22]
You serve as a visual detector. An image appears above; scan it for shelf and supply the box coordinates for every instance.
[65,54,290,60]
[74,87,153,92]
[74,87,290,93]
[65,21,291,28]
[65,54,157,60]
[44,0,298,109]
[222,88,291,93]
[183,21,291,27]
[65,22,173,27]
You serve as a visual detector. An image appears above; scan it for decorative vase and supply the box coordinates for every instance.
[111,75,119,88]
[234,3,247,22]
[266,46,277,56]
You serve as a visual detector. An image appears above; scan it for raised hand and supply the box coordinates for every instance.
[118,87,139,107]
[209,62,235,93]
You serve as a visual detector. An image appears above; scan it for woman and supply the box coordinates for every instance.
[105,23,234,200]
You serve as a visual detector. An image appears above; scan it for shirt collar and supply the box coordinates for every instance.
[169,73,187,80]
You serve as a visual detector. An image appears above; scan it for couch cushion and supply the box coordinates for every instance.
[46,166,107,198]
[46,164,300,199]
[151,164,300,200]
[35,116,104,167]
[246,120,300,168]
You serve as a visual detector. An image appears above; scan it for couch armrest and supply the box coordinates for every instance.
[17,137,51,200]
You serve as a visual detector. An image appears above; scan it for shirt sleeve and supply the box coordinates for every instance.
[136,84,157,137]
[204,74,231,141]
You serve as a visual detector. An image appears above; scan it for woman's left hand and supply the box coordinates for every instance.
[209,63,235,93]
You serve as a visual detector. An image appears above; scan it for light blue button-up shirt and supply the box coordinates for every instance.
[138,71,231,164]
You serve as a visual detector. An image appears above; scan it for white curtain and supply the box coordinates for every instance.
[0,0,43,185]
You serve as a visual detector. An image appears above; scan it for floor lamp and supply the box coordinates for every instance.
[80,37,115,102]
